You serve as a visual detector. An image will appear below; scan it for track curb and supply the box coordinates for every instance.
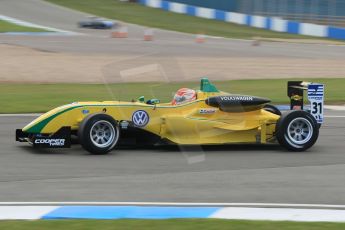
[1,203,345,221]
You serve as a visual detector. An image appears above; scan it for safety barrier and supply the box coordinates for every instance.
[138,0,345,40]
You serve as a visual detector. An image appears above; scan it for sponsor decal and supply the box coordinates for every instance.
[34,139,65,147]
[291,94,303,101]
[82,109,89,114]
[120,121,129,129]
[220,96,253,101]
[132,110,149,127]
[308,84,324,98]
[199,108,216,114]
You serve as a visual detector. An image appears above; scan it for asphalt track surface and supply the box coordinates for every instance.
[0,111,344,203]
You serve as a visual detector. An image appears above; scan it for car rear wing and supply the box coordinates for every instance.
[288,81,325,124]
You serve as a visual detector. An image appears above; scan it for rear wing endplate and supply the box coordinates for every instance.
[288,81,325,124]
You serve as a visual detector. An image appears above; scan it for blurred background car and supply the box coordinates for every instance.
[78,16,116,29]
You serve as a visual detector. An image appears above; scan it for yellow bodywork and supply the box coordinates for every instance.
[23,90,280,145]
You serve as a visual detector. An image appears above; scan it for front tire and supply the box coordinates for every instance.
[78,113,119,154]
[276,110,319,151]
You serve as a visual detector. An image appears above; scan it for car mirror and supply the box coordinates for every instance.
[138,96,145,103]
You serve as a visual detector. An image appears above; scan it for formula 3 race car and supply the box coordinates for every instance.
[16,78,324,154]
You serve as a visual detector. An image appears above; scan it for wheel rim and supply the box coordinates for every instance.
[286,117,313,146]
[90,120,116,148]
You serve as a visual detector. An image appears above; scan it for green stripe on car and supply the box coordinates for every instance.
[26,106,82,133]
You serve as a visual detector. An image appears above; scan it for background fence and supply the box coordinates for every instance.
[166,0,345,27]
[139,0,345,40]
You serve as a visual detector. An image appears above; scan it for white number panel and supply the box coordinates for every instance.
[308,84,324,124]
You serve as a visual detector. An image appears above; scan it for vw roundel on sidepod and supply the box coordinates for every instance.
[16,78,324,154]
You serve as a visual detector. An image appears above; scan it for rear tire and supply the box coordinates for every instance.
[78,113,119,154]
[276,110,319,151]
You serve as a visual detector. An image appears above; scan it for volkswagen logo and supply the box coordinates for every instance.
[132,110,149,127]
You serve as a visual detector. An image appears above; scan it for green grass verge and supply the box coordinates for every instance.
[1,219,345,230]
[45,0,320,40]
[0,20,47,33]
[0,78,343,113]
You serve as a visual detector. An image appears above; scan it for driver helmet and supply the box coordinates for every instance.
[172,88,197,105]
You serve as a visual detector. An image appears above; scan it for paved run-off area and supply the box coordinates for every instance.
[1,0,345,83]
[0,110,344,204]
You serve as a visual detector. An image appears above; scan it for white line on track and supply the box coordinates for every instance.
[0,14,77,35]
[1,202,345,209]
[0,114,42,117]
[325,105,345,111]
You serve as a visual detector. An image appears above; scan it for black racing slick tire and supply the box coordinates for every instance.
[276,110,319,152]
[263,104,282,116]
[78,113,119,155]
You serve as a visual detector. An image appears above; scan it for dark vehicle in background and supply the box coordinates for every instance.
[78,17,116,29]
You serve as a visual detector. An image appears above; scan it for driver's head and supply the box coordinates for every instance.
[172,88,196,105]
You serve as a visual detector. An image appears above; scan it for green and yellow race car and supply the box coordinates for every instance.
[16,78,324,154]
